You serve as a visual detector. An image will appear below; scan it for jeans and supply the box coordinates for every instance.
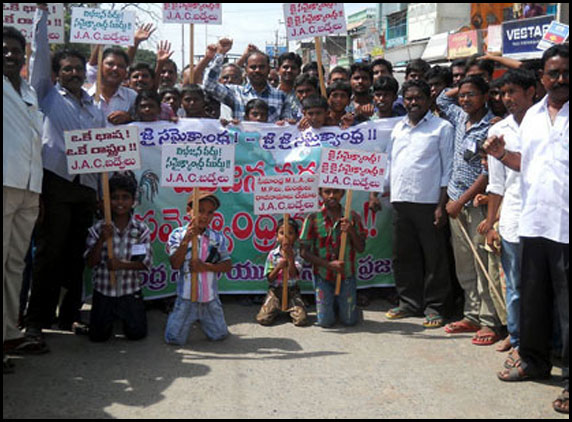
[165,296,228,345]
[501,238,522,349]
[314,275,358,328]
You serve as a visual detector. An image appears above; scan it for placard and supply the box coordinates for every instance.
[254,175,320,215]
[537,21,569,51]
[163,3,222,24]
[283,3,346,41]
[161,144,235,187]
[65,126,141,175]
[319,148,387,192]
[3,3,64,44]
[70,7,136,46]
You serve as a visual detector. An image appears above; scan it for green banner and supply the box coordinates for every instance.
[86,118,402,299]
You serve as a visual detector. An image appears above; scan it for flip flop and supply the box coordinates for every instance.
[553,390,569,414]
[472,329,501,346]
[423,314,444,329]
[444,319,480,334]
[385,307,415,320]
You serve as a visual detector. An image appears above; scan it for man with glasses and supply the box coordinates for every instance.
[487,44,569,415]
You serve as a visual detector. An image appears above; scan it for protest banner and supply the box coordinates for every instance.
[161,144,235,188]
[163,4,222,83]
[163,3,222,25]
[3,3,64,44]
[66,126,141,288]
[70,7,136,46]
[283,3,346,97]
[64,126,141,175]
[161,142,234,301]
[255,174,320,309]
[319,148,388,295]
[82,118,400,300]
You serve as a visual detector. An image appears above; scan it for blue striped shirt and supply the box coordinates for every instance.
[167,225,230,302]
[202,54,293,123]
[437,89,495,205]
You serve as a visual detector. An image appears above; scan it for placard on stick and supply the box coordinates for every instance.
[319,148,388,295]
[161,143,234,302]
[255,174,320,311]
[65,126,141,288]
[70,7,136,46]
[3,3,65,44]
[283,3,346,98]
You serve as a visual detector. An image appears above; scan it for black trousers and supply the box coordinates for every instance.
[519,237,569,390]
[89,290,147,342]
[392,202,452,316]
[26,171,97,330]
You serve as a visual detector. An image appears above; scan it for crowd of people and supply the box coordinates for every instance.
[3,4,569,415]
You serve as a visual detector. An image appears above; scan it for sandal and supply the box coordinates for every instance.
[444,319,480,334]
[5,335,49,355]
[553,390,569,414]
[472,329,501,346]
[385,307,415,320]
[497,364,550,382]
[423,314,444,329]
[504,349,520,369]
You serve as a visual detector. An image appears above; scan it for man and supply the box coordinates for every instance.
[385,80,454,329]
[481,69,536,355]
[437,76,502,346]
[24,5,106,349]
[450,59,467,87]
[277,52,302,95]
[487,45,568,415]
[202,39,292,123]
[88,47,136,125]
[348,62,375,122]
[425,66,453,118]
[3,26,43,370]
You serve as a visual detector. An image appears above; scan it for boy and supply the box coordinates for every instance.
[256,218,308,327]
[326,81,353,128]
[164,190,232,345]
[84,172,152,342]
[299,95,329,130]
[300,188,367,327]
[181,84,210,118]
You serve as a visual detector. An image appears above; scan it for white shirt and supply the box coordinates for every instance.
[518,96,569,244]
[389,112,454,204]
[486,116,522,243]
[3,76,44,193]
[88,84,137,123]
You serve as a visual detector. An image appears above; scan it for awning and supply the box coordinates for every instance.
[422,32,449,62]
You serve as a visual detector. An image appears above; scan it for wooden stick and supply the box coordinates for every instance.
[281,214,290,312]
[191,188,199,302]
[452,218,505,308]
[314,37,327,98]
[335,190,353,296]
[101,172,117,288]
[189,24,195,84]
[95,47,103,103]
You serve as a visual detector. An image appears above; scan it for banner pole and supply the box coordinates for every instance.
[335,190,353,296]
[281,214,290,312]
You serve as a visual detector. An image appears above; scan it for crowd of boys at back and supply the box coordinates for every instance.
[123,38,525,131]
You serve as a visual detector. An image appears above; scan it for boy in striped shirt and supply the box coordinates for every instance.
[164,191,232,345]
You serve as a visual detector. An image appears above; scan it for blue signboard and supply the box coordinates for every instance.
[502,15,554,59]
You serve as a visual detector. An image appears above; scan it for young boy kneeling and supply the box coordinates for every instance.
[85,172,152,342]
[164,191,232,345]
[256,218,308,327]
[300,188,367,328]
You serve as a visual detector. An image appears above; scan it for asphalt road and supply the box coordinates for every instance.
[3,294,567,419]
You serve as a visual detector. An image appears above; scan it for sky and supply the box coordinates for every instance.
[129,3,378,70]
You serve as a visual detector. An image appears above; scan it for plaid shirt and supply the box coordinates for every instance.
[437,89,495,206]
[85,218,152,297]
[300,207,367,282]
[167,225,231,303]
[264,245,304,288]
[203,54,293,123]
